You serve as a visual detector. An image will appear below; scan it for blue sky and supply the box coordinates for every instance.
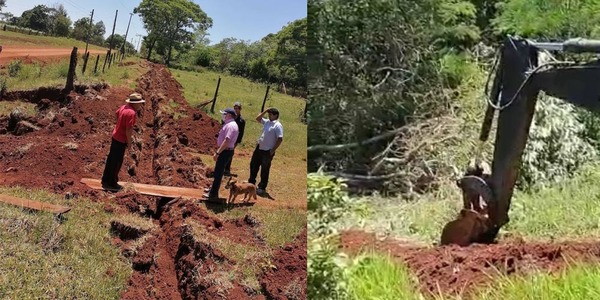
[3,0,306,48]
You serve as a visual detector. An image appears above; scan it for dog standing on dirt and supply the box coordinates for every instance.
[440,198,491,247]
[225,177,257,204]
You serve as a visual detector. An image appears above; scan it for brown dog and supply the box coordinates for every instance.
[225,177,258,204]
[440,199,491,247]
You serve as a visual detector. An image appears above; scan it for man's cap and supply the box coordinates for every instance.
[125,93,145,104]
[268,108,279,115]
[220,107,237,117]
[233,102,242,108]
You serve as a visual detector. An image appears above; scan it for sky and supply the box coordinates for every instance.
[3,0,307,49]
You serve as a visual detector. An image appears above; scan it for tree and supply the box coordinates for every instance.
[105,34,136,53]
[136,0,213,66]
[19,5,53,32]
[272,18,307,90]
[72,17,105,46]
[49,4,72,37]
[0,0,6,12]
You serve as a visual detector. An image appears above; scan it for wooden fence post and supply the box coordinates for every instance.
[64,47,78,93]
[102,50,110,73]
[261,85,271,112]
[94,54,100,74]
[210,77,221,114]
[82,52,90,75]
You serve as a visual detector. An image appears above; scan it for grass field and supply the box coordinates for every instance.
[171,69,307,160]
[1,56,144,92]
[0,187,131,299]
[0,28,107,50]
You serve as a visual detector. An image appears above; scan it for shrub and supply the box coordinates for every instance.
[307,172,356,299]
[8,60,22,77]
[518,94,597,190]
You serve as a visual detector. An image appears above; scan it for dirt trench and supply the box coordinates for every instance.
[340,230,600,299]
[0,61,306,299]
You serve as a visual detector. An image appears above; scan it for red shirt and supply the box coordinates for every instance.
[112,104,136,143]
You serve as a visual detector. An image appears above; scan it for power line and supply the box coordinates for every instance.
[61,0,87,14]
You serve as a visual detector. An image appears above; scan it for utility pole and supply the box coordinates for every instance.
[136,34,142,53]
[108,10,118,52]
[84,9,94,56]
[103,9,118,72]
[121,12,133,58]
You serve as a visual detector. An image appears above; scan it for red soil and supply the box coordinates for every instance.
[0,60,307,299]
[260,228,307,300]
[340,230,600,298]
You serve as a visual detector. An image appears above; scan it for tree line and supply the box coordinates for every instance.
[0,4,136,53]
[308,0,600,182]
[135,0,306,98]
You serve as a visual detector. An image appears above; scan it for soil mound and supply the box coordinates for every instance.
[340,230,600,298]
[260,228,308,300]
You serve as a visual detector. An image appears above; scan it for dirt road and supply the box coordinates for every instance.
[0,46,107,64]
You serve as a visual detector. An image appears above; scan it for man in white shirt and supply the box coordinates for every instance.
[249,107,283,195]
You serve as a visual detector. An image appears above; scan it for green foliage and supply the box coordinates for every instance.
[346,255,422,300]
[435,1,481,49]
[308,0,455,171]
[136,0,213,66]
[307,237,348,300]
[8,60,22,77]
[493,0,600,40]
[71,18,105,46]
[184,19,306,97]
[519,95,597,190]
[307,173,353,236]
[18,5,52,33]
[307,172,355,300]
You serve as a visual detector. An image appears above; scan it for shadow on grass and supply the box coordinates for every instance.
[203,200,256,214]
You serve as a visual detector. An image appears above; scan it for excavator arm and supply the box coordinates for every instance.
[444,36,600,245]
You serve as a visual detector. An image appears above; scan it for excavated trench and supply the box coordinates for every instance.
[0,61,306,299]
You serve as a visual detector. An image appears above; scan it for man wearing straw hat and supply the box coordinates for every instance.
[101,93,145,191]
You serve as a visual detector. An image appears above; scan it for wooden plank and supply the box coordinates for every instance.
[0,194,71,214]
[80,178,205,200]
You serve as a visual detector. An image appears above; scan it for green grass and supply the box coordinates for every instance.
[346,254,422,300]
[171,69,307,160]
[338,163,600,245]
[208,205,307,248]
[187,219,271,293]
[0,28,106,50]
[2,56,145,91]
[0,186,131,299]
[345,253,600,300]
[0,100,37,117]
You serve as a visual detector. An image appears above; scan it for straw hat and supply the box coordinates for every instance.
[125,93,145,103]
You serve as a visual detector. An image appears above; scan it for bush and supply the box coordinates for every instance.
[8,60,22,77]
[518,94,597,190]
[307,172,356,299]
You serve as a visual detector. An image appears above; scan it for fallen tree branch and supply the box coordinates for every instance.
[307,126,407,153]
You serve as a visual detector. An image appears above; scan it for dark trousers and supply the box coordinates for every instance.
[224,147,236,174]
[209,149,234,198]
[101,138,127,186]
[248,145,274,190]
